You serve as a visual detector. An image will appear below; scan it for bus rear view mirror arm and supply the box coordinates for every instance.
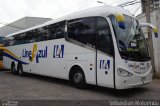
[140,23,158,38]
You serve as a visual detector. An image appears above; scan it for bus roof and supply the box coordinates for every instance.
[6,5,133,38]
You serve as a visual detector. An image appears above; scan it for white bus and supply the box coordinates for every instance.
[3,5,152,89]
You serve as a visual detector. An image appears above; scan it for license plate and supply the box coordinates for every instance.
[141,77,146,81]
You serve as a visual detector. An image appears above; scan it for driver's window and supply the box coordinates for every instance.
[97,17,114,56]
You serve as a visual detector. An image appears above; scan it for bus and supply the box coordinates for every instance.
[3,5,152,89]
[0,36,6,69]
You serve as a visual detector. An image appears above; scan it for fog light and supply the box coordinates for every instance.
[117,68,133,77]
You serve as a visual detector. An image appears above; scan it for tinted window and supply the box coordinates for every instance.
[54,21,65,39]
[12,33,26,45]
[6,37,14,46]
[47,21,65,40]
[68,17,96,47]
[5,21,66,46]
[97,17,113,56]
[20,33,27,44]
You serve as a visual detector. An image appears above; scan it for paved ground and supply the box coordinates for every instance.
[0,70,160,100]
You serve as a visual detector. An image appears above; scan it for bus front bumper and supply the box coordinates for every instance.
[115,73,153,89]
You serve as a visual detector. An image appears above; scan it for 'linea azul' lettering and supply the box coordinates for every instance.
[22,46,48,63]
[36,46,47,63]
[22,49,32,58]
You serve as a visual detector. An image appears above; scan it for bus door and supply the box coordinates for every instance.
[96,17,114,88]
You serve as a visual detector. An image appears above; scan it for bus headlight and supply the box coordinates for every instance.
[117,68,133,77]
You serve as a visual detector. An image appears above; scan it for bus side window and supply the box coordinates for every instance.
[13,33,26,45]
[8,37,14,46]
[21,33,27,44]
[13,34,20,45]
[97,17,113,56]
[47,21,65,40]
[54,21,65,39]
[26,31,34,43]
[47,24,55,40]
[4,37,11,46]
[37,27,47,41]
[68,17,96,47]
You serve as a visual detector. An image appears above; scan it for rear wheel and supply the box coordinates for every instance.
[17,64,24,76]
[70,67,87,89]
[11,63,18,75]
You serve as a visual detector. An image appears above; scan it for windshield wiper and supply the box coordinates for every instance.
[126,51,151,61]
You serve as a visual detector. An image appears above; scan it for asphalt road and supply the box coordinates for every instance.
[0,70,160,100]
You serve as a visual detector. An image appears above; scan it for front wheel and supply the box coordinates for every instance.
[70,69,87,89]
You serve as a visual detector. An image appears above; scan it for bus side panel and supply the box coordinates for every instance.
[65,41,96,85]
[43,39,67,79]
[3,39,97,85]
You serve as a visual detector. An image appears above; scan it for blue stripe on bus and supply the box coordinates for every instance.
[3,52,29,65]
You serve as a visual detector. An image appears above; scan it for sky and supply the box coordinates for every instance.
[0,0,141,27]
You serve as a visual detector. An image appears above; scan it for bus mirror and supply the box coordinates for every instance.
[115,13,125,29]
[140,23,158,38]
[153,27,158,38]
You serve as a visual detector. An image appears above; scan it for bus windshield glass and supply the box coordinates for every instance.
[110,15,150,61]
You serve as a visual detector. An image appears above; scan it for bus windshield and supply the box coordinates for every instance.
[110,15,150,61]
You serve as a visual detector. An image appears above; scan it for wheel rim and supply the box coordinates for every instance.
[74,72,83,83]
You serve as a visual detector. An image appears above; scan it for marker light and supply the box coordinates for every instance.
[153,27,158,38]
[115,13,125,29]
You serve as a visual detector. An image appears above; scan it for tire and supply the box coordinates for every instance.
[17,64,24,76]
[70,68,87,89]
[11,63,18,75]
